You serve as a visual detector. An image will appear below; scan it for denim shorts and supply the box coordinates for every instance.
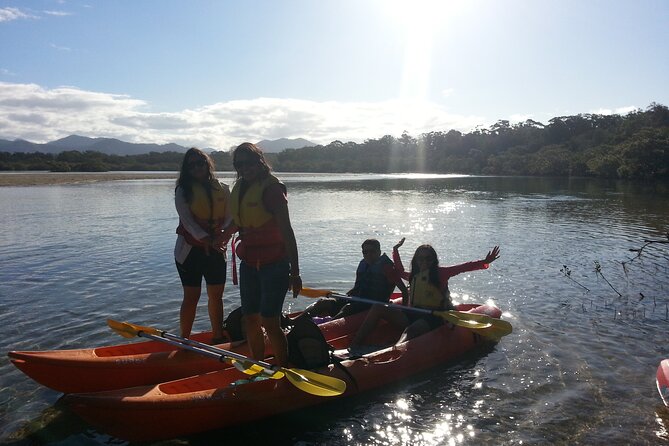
[239,258,290,317]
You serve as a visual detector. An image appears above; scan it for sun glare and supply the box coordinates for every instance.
[383,0,465,102]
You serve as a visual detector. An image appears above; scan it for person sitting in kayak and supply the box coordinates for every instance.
[305,239,408,319]
[350,238,500,346]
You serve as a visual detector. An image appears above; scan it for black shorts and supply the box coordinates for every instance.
[406,312,443,330]
[175,247,227,287]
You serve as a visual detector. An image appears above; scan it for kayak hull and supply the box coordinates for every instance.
[65,303,503,441]
[9,310,299,393]
[657,359,669,407]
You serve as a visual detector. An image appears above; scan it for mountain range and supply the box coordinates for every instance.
[0,135,317,155]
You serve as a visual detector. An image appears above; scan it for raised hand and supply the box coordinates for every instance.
[393,237,406,251]
[484,246,500,264]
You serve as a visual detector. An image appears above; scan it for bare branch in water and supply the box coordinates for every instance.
[594,261,623,297]
[560,265,591,292]
[620,233,669,272]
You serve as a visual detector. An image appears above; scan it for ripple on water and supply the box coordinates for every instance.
[1,177,669,445]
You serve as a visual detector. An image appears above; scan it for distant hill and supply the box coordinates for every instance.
[256,138,316,153]
[0,135,318,155]
[0,135,191,155]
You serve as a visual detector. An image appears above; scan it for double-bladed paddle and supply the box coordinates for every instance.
[300,287,512,340]
[107,319,346,397]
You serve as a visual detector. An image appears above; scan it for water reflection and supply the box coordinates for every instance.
[1,175,668,445]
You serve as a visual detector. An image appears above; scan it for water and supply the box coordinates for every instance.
[1,173,668,445]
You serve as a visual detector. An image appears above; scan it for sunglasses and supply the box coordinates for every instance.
[233,159,257,170]
[187,158,207,169]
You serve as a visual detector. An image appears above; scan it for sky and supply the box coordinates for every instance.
[0,0,668,148]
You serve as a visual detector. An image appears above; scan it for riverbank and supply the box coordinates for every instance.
[0,172,178,187]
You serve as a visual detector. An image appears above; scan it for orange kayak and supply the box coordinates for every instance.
[9,310,302,394]
[8,331,244,394]
[65,303,503,442]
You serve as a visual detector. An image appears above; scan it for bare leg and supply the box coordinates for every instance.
[263,315,288,366]
[180,286,201,338]
[245,313,265,360]
[397,319,431,344]
[350,306,409,347]
[206,284,225,340]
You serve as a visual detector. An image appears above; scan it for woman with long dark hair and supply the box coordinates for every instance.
[228,142,301,366]
[351,238,500,347]
[174,148,231,343]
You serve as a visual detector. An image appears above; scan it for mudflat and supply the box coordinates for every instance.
[0,172,177,187]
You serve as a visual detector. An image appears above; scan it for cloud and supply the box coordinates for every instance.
[509,113,533,123]
[0,68,17,76]
[441,88,455,98]
[49,42,72,52]
[43,10,72,17]
[0,81,487,148]
[0,7,36,22]
[589,106,638,115]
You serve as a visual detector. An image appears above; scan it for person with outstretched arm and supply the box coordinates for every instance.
[351,238,500,347]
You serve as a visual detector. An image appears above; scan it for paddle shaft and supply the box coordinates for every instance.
[329,292,443,318]
[130,330,238,364]
[138,328,280,373]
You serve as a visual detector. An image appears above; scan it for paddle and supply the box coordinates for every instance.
[107,319,346,397]
[300,287,512,340]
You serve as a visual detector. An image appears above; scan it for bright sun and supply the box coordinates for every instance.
[383,0,466,102]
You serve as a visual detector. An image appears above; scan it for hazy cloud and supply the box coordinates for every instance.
[0,7,36,22]
[0,81,486,148]
[589,106,637,115]
[43,10,73,17]
[509,113,533,123]
[441,88,455,98]
[0,68,17,76]
[49,43,72,52]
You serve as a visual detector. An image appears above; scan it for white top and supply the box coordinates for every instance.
[174,182,232,264]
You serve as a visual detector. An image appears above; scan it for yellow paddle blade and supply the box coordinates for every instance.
[230,359,285,379]
[283,368,347,397]
[107,319,162,338]
[299,287,331,298]
[434,311,492,329]
[470,318,513,341]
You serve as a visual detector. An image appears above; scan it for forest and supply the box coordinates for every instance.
[1,103,667,180]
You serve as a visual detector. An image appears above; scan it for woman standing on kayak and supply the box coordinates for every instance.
[230,143,301,366]
[351,238,500,346]
[175,148,231,343]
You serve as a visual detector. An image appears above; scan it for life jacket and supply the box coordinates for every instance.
[354,254,396,302]
[286,316,333,370]
[230,174,286,266]
[176,180,229,248]
[410,269,452,310]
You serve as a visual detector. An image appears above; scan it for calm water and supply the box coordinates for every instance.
[1,173,669,445]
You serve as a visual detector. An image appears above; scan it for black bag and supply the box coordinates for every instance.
[286,315,333,370]
[223,307,245,342]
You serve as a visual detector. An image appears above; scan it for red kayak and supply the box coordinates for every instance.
[658,359,669,407]
[65,303,504,442]
[9,310,303,394]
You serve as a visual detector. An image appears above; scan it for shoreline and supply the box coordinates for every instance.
[0,172,178,187]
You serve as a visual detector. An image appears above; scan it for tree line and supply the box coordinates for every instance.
[1,103,667,180]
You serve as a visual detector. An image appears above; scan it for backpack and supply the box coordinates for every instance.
[224,307,297,343]
[286,315,333,370]
[223,307,245,342]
